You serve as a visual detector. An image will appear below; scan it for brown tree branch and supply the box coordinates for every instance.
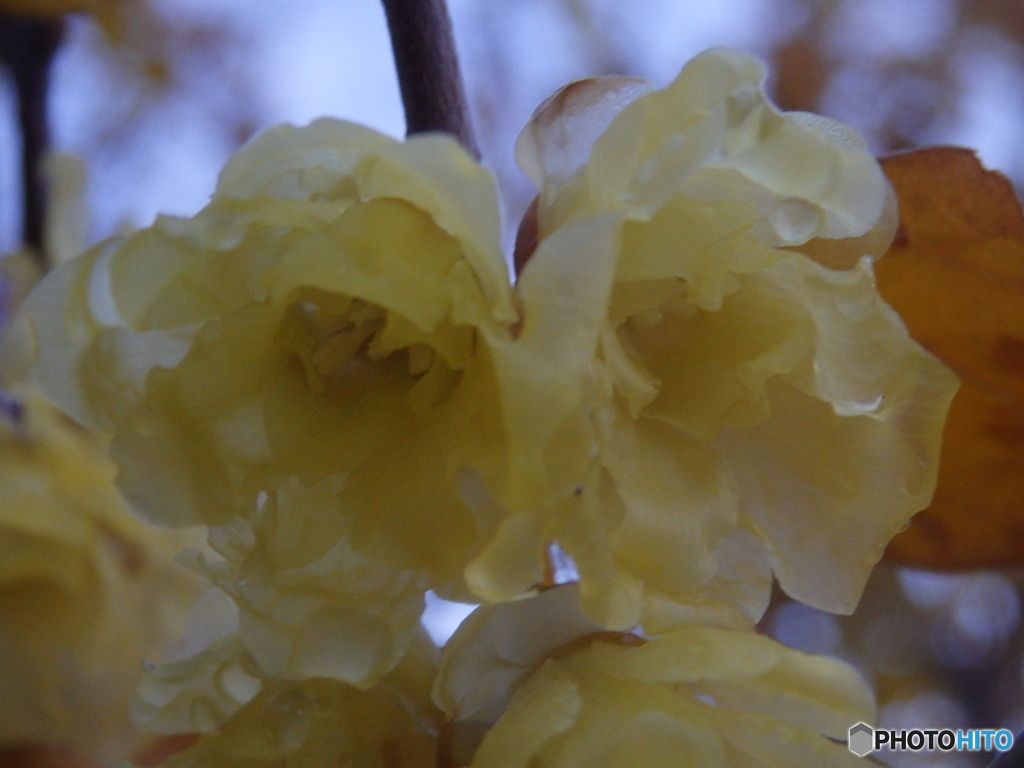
[0,11,62,270]
[380,0,479,159]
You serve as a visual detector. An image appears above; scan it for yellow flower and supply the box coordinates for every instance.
[0,388,200,759]
[155,630,441,768]
[435,585,874,768]
[498,49,959,627]
[27,119,514,581]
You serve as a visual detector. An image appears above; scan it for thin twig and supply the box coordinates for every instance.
[380,0,480,159]
[0,10,62,271]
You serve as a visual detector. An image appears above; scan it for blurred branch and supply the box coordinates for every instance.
[0,10,62,270]
[380,0,479,159]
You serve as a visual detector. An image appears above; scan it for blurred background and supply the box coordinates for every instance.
[4,0,1024,250]
[2,1,1024,766]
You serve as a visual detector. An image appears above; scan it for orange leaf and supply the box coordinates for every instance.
[879,147,1024,569]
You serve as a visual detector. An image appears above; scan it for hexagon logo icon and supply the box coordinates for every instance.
[848,722,875,757]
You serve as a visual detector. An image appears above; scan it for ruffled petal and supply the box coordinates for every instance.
[131,635,261,735]
[722,366,956,613]
[434,585,603,723]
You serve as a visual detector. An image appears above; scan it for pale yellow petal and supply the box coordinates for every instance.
[590,627,783,684]
[699,651,875,741]
[353,133,514,321]
[434,584,604,722]
[639,528,772,633]
[723,367,956,613]
[131,635,261,735]
[599,416,736,604]
[467,660,582,768]
[708,710,869,768]
[215,119,392,201]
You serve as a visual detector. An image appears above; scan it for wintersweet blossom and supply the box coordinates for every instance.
[506,48,959,626]
[24,119,627,684]
[25,120,512,684]
[145,630,441,768]
[0,389,199,757]
[435,586,874,768]
[28,119,513,534]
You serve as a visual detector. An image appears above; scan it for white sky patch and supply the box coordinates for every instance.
[422,591,477,647]
[633,0,773,83]
[829,0,957,60]
[51,16,232,235]
[935,28,1024,179]
[102,103,229,227]
[258,0,404,137]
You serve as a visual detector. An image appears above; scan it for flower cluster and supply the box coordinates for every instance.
[23,49,957,766]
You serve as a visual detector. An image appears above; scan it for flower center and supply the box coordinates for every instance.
[278,289,434,398]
